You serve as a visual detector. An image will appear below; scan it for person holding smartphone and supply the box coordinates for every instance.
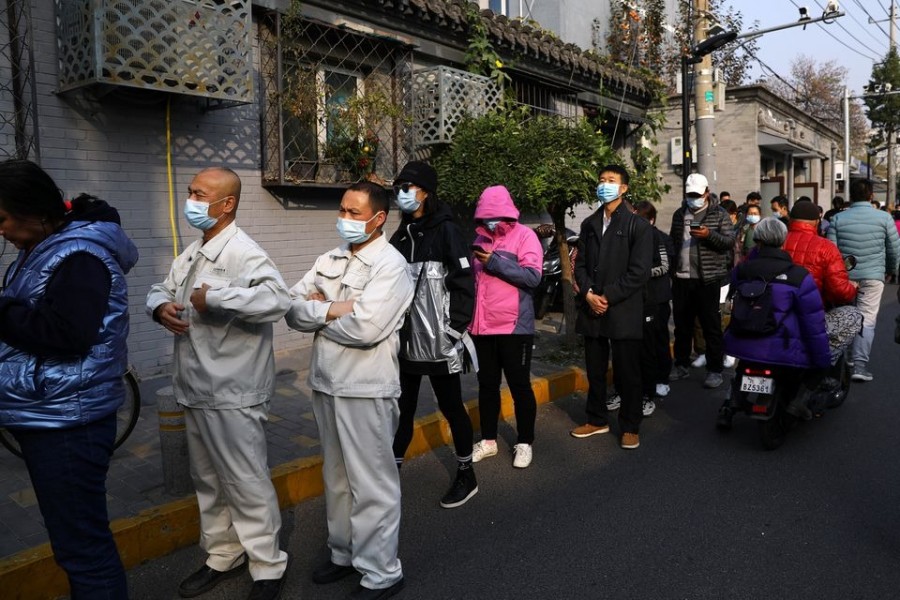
[469,185,542,469]
[388,161,479,509]
[668,173,735,390]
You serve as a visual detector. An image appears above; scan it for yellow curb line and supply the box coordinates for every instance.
[0,367,587,600]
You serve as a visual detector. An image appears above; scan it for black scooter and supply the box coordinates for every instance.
[532,225,579,319]
[717,350,853,450]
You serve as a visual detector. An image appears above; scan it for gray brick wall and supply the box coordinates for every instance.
[8,3,614,380]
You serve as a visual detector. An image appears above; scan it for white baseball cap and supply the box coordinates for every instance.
[685,173,709,195]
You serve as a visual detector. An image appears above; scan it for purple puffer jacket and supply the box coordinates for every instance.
[469,186,542,335]
[723,247,830,369]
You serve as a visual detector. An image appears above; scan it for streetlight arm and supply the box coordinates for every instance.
[735,12,845,42]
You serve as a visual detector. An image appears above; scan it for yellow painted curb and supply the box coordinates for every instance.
[0,368,586,599]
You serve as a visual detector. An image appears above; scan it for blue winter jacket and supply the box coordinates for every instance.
[723,247,830,370]
[826,201,900,281]
[0,220,137,429]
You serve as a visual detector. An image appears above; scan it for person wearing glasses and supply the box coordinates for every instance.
[388,161,478,509]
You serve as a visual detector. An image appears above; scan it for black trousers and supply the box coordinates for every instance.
[584,336,643,434]
[393,371,474,460]
[472,334,536,444]
[641,301,672,395]
[672,278,724,373]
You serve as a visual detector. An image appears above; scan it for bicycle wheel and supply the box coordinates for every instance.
[0,426,23,458]
[114,368,141,450]
[0,369,141,459]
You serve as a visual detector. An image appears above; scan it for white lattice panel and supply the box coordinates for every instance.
[56,0,252,102]
[412,66,501,146]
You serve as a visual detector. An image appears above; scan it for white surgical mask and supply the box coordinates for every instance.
[687,197,706,210]
[395,188,421,213]
[336,212,382,245]
[184,197,226,230]
[746,214,761,225]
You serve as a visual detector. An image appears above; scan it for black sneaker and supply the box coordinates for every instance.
[715,406,734,430]
[439,467,478,509]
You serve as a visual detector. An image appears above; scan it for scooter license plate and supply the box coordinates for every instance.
[740,375,774,394]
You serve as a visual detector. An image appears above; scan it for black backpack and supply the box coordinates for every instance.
[729,265,805,337]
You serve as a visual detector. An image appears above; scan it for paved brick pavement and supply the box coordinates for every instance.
[0,320,571,559]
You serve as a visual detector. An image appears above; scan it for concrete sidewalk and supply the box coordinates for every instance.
[0,324,587,599]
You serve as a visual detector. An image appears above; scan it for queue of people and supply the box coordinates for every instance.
[2,156,895,600]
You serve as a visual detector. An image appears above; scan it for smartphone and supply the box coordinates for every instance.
[471,243,488,253]
[689,223,702,230]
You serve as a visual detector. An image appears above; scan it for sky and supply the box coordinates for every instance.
[736,1,894,96]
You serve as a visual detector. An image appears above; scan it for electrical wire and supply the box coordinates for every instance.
[847,0,892,43]
[792,0,882,59]
[851,0,892,41]
[610,13,643,143]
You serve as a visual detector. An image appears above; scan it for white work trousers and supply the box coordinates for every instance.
[311,391,403,590]
[852,279,884,367]
[184,404,288,580]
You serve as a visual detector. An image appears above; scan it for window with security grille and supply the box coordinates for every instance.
[260,15,413,186]
[0,2,39,161]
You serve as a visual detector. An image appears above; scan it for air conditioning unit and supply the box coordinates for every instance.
[671,137,697,166]
[55,0,252,103]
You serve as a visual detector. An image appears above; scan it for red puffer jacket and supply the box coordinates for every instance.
[783,221,857,307]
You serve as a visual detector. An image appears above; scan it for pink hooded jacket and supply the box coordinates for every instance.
[469,186,542,335]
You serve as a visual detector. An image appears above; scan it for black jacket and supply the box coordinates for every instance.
[670,200,734,284]
[389,201,474,336]
[574,202,653,340]
[646,226,675,308]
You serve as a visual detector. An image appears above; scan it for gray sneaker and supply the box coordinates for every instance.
[669,365,690,381]
[851,367,873,382]
[703,372,724,389]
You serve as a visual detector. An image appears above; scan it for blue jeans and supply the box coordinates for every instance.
[12,413,128,599]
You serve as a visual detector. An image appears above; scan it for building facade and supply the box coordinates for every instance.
[654,84,841,230]
[0,0,655,379]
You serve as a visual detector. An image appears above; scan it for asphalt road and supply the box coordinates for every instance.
[127,290,900,600]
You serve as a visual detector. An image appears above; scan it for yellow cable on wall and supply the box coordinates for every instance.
[166,97,179,258]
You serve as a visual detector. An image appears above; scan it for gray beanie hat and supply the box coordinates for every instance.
[752,216,787,247]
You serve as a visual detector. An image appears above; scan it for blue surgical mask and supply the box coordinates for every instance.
[746,214,761,225]
[596,183,621,204]
[484,219,501,232]
[396,188,421,213]
[184,197,226,231]
[687,197,706,210]
[336,212,382,245]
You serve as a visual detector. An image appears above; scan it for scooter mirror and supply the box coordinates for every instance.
[843,255,857,271]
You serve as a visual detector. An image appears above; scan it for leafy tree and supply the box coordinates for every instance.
[764,55,869,159]
[865,48,900,152]
[434,111,619,344]
[865,48,900,200]
[606,0,668,75]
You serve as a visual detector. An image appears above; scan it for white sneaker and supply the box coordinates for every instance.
[723,355,736,369]
[642,398,656,417]
[691,354,707,368]
[512,443,532,468]
[472,439,498,463]
[606,393,621,411]
[655,384,670,398]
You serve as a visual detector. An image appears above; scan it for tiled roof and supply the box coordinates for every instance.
[313,0,657,101]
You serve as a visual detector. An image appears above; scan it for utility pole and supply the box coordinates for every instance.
[693,0,716,185]
[889,2,896,207]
